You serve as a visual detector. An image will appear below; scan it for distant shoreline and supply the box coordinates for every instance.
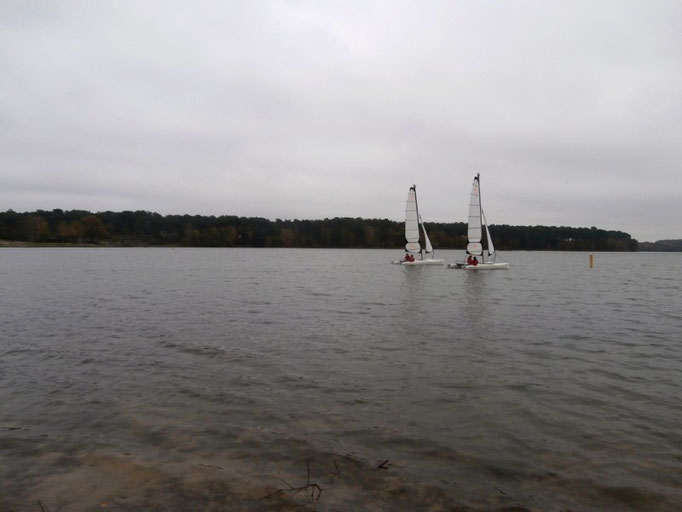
[0,210,642,251]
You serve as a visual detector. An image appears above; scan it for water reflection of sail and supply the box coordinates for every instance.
[461,271,490,332]
[399,266,428,309]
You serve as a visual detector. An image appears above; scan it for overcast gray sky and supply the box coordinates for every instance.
[1,1,680,241]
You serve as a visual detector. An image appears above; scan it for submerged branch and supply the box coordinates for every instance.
[261,460,322,504]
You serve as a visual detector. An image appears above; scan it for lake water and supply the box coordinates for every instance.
[0,248,680,511]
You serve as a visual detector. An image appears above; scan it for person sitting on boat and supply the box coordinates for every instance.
[404,253,414,262]
[471,257,478,266]
[466,254,474,265]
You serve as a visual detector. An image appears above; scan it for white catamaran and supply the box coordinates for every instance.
[393,185,444,266]
[448,173,509,270]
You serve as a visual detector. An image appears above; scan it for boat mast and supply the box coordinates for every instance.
[411,184,424,260]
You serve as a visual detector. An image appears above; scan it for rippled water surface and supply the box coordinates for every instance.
[1,248,680,511]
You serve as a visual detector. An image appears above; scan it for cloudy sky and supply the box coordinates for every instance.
[1,1,680,241]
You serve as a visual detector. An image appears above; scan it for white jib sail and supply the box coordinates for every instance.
[405,188,421,253]
[482,210,495,257]
[467,177,483,256]
[420,216,434,253]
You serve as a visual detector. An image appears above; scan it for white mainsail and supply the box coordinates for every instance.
[404,187,421,253]
[467,176,483,256]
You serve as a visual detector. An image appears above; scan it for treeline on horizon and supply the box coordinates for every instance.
[637,239,682,252]
[0,209,640,251]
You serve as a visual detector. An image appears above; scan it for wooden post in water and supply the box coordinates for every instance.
[589,254,594,268]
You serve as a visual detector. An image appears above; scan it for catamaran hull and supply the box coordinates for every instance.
[447,262,509,270]
[393,259,444,266]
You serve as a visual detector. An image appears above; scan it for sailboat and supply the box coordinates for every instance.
[448,173,509,270]
[392,185,444,265]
